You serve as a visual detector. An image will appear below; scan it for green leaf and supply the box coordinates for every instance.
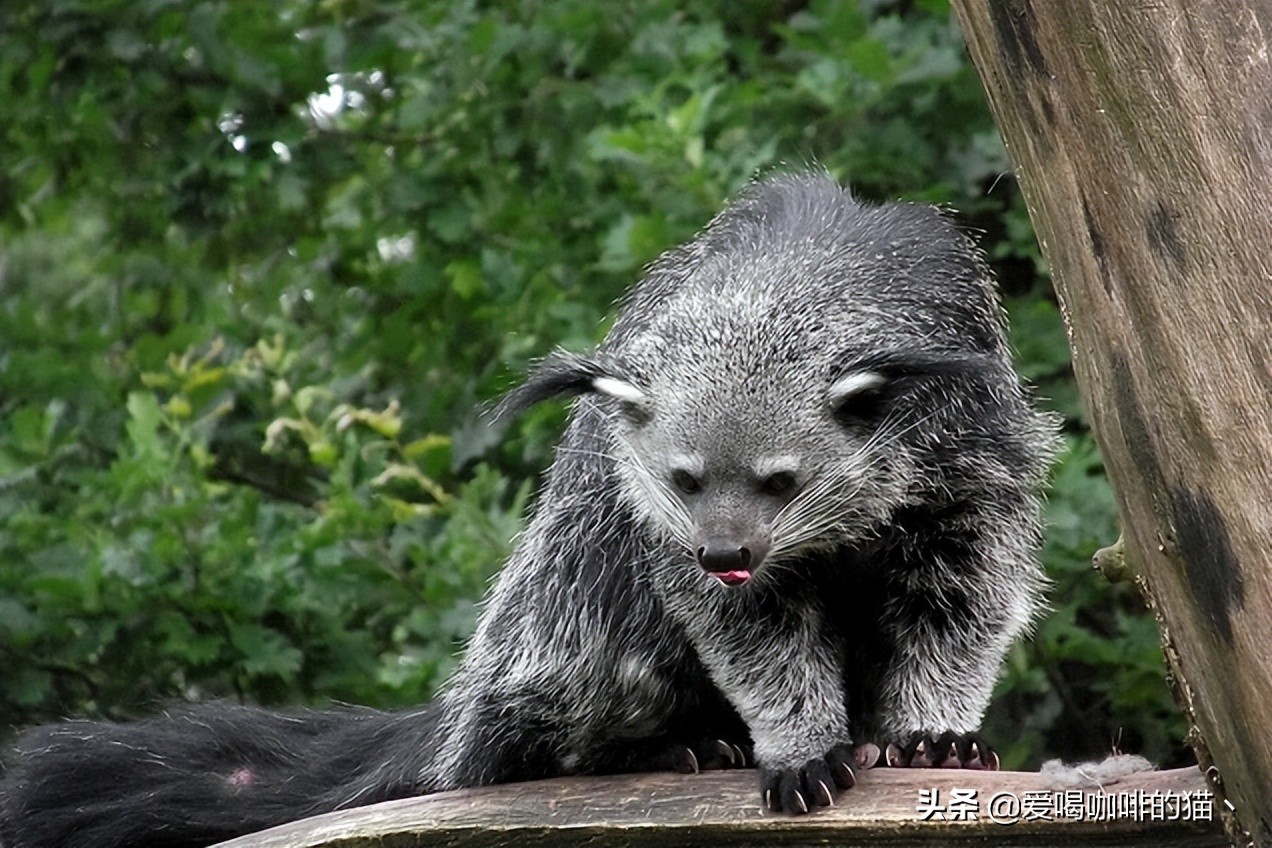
[228,622,304,680]
[125,392,166,463]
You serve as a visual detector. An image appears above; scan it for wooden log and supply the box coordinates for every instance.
[210,767,1221,848]
[947,2,1272,845]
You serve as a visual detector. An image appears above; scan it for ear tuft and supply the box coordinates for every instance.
[828,371,888,409]
[490,351,598,423]
[490,350,648,424]
[592,376,649,407]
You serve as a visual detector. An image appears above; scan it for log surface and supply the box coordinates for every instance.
[211,767,1221,848]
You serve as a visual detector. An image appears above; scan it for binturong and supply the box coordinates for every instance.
[0,171,1061,847]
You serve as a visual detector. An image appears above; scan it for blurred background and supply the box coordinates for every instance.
[0,0,1187,768]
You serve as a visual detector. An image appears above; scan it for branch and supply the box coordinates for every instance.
[211,767,1221,848]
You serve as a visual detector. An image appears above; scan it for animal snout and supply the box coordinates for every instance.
[696,539,753,573]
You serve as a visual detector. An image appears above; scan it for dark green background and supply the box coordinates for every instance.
[0,0,1186,768]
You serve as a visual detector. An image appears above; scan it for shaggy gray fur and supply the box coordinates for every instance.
[431,170,1059,804]
[0,171,1060,846]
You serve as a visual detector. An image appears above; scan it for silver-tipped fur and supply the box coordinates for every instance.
[0,171,1060,846]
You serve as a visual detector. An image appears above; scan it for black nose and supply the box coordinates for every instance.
[696,540,752,573]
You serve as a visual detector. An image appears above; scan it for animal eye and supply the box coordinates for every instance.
[671,469,702,495]
[760,471,797,496]
[833,388,888,423]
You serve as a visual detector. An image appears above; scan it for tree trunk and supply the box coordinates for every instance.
[948,2,1272,846]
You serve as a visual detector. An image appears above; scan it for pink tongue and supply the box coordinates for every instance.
[712,570,751,586]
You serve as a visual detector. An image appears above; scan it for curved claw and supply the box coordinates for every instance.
[647,737,752,774]
[673,744,700,774]
[885,732,1000,770]
[759,743,858,814]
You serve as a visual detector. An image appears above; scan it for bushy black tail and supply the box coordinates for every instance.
[0,702,441,848]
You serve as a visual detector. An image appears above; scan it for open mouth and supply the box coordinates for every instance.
[707,569,752,587]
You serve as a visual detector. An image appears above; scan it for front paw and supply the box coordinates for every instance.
[644,738,751,774]
[759,743,874,814]
[885,731,1000,770]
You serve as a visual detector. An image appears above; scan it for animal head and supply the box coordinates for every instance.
[499,341,1002,588]
[497,172,1021,587]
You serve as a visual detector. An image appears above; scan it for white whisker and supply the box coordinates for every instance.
[769,404,949,559]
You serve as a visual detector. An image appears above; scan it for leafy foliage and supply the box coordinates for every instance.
[0,0,1185,766]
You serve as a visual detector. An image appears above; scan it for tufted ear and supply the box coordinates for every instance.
[828,370,889,410]
[492,350,650,423]
[827,348,1002,423]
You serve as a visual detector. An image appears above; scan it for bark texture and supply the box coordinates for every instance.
[949,3,1272,846]
[210,768,1219,848]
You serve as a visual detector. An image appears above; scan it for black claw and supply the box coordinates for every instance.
[760,770,779,810]
[825,744,857,788]
[910,737,934,767]
[818,779,834,806]
[758,742,860,814]
[803,758,834,807]
[697,739,733,770]
[886,732,1000,771]
[675,745,700,774]
[652,737,752,773]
